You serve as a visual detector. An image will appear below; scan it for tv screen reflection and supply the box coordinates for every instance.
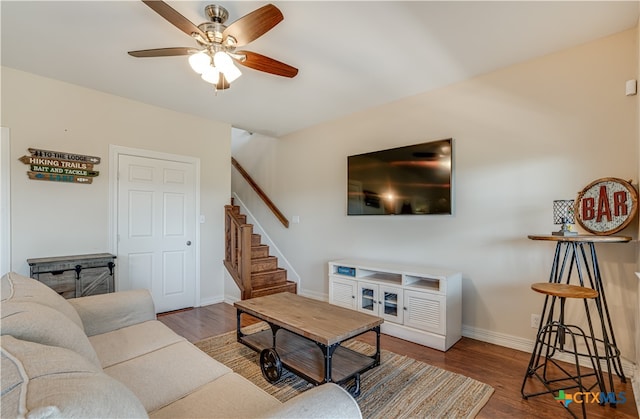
[347,138,453,215]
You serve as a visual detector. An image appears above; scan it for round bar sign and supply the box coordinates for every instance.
[575,177,638,235]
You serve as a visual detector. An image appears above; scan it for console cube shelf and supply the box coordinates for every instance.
[328,259,462,351]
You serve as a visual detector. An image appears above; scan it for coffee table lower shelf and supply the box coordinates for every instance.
[238,327,380,396]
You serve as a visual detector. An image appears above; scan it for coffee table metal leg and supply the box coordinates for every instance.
[374,325,381,365]
[318,342,338,383]
[268,323,281,348]
[236,309,243,341]
[348,374,361,397]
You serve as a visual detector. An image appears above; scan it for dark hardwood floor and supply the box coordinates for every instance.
[158,303,638,419]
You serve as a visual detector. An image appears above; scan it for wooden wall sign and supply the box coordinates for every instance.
[575,177,638,235]
[20,148,101,185]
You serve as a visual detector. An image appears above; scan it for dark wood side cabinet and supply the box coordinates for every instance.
[27,253,116,299]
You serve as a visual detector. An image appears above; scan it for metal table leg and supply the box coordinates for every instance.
[549,241,625,399]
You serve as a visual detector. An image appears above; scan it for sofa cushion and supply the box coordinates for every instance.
[1,301,101,368]
[1,272,83,329]
[89,320,184,368]
[104,340,232,412]
[261,383,362,418]
[1,335,147,418]
[69,289,156,336]
[149,373,281,418]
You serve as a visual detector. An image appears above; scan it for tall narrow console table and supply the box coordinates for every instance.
[528,234,631,396]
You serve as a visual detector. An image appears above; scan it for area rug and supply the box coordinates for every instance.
[195,326,494,418]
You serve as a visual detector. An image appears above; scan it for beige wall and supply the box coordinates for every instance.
[1,68,231,304]
[233,29,639,363]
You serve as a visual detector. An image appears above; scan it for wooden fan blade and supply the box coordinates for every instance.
[236,51,298,78]
[223,4,283,47]
[128,47,197,57]
[142,0,207,41]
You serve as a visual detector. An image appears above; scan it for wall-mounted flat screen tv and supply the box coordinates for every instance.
[347,138,453,215]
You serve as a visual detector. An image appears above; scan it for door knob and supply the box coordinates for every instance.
[186,241,192,246]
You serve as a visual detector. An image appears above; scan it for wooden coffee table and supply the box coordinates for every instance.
[234,292,383,396]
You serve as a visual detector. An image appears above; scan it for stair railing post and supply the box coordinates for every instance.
[239,225,253,299]
[224,205,246,297]
[230,222,237,268]
[224,205,232,264]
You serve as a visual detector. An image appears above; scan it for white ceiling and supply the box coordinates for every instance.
[2,1,639,137]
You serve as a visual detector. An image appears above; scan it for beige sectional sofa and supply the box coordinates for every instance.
[1,272,362,418]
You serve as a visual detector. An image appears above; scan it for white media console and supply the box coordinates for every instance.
[328,259,462,351]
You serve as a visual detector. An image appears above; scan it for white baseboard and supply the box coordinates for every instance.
[199,296,224,307]
[224,295,240,305]
[297,289,327,301]
[462,324,533,353]
[462,325,637,379]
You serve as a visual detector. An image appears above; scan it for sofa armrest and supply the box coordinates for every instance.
[68,289,156,336]
[260,383,362,419]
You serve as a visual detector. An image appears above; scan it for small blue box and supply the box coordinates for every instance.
[337,266,356,277]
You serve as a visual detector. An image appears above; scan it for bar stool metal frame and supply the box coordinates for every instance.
[528,235,629,399]
[521,282,603,419]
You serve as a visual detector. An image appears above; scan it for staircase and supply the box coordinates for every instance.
[224,203,297,299]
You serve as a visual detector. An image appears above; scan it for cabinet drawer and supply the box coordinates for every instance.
[34,270,77,299]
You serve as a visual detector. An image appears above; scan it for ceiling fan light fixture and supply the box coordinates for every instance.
[213,51,233,71]
[201,66,220,84]
[223,62,242,83]
[189,51,211,74]
[130,1,298,90]
[213,51,241,82]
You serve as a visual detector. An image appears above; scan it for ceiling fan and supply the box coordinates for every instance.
[128,1,298,90]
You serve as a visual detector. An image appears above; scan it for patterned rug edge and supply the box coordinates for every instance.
[194,325,494,419]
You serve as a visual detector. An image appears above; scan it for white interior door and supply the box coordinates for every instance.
[117,154,197,313]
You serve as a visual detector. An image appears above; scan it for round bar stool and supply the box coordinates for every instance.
[521,283,603,419]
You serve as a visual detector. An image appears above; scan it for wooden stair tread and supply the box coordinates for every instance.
[251,268,287,287]
[251,267,286,275]
[251,245,270,258]
[250,281,297,298]
[252,280,297,290]
[251,256,278,273]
